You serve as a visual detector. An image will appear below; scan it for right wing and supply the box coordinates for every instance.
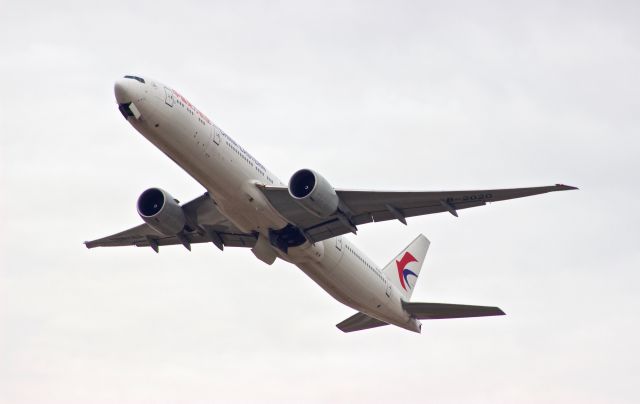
[260,184,577,243]
[85,193,257,251]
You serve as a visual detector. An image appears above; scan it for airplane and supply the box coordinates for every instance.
[85,75,577,333]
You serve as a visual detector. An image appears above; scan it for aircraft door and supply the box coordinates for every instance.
[164,87,175,107]
[212,126,221,145]
[204,125,221,159]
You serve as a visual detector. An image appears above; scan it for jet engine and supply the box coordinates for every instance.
[137,187,186,235]
[288,169,339,217]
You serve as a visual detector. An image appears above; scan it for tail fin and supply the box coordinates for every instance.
[383,234,430,300]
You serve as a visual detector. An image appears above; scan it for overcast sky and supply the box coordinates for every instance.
[1,1,639,403]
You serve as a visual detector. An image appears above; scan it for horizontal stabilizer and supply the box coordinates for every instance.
[402,301,505,319]
[336,312,389,333]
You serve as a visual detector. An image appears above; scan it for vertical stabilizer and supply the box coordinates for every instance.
[383,234,430,300]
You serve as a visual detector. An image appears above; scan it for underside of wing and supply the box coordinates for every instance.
[85,192,256,251]
[336,312,389,333]
[260,184,577,243]
[84,224,256,250]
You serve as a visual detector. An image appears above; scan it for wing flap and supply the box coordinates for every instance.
[362,200,486,224]
[336,312,389,333]
[402,301,505,320]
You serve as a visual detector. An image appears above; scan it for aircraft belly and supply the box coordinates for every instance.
[135,108,220,189]
[295,261,358,308]
[293,247,380,313]
[291,239,417,329]
[132,102,287,234]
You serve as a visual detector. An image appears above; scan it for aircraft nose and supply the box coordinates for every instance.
[114,78,133,104]
[115,76,147,120]
[114,75,146,104]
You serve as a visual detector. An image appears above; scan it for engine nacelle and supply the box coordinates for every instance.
[288,169,339,218]
[137,188,186,235]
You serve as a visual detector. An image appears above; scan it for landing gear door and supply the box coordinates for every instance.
[164,87,175,107]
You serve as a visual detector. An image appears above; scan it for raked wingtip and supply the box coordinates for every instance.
[555,184,579,191]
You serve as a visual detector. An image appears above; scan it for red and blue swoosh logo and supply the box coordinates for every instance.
[396,252,418,291]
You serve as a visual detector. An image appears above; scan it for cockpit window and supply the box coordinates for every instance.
[124,75,145,84]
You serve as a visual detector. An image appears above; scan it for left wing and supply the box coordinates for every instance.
[260,184,577,243]
[85,193,256,252]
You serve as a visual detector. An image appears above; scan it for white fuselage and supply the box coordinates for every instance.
[115,77,420,332]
